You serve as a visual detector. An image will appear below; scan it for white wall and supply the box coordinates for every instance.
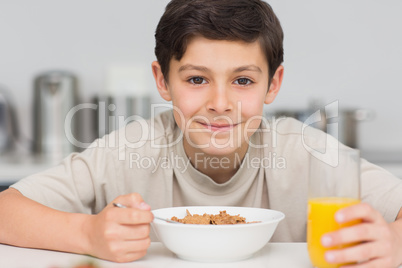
[0,0,401,153]
[269,0,402,154]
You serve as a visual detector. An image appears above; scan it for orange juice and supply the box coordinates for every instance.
[307,197,360,268]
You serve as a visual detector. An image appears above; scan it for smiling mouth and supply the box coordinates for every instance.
[198,121,239,132]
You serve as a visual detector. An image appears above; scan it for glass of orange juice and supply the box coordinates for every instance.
[307,147,361,268]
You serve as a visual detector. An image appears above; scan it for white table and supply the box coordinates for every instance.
[0,242,312,268]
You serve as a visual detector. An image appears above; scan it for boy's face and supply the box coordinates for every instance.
[153,36,283,158]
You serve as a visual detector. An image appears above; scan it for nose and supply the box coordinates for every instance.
[206,84,233,113]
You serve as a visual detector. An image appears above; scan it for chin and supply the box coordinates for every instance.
[199,142,245,157]
[184,131,248,157]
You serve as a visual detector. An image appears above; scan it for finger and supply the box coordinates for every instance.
[113,193,151,211]
[116,250,148,263]
[120,209,154,225]
[336,203,384,224]
[325,241,384,265]
[111,239,151,263]
[341,258,394,268]
[124,237,151,251]
[118,224,151,240]
[104,223,151,241]
[322,223,381,247]
[109,207,154,224]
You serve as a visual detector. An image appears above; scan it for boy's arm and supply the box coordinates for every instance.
[0,188,153,263]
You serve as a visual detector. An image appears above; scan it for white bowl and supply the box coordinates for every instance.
[151,206,285,262]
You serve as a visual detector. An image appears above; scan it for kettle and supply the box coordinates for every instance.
[0,85,19,154]
[33,71,79,161]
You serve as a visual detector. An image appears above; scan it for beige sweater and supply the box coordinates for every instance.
[11,110,402,242]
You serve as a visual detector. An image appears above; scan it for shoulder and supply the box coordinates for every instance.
[95,109,177,149]
[259,116,339,156]
[82,110,179,161]
[262,116,330,144]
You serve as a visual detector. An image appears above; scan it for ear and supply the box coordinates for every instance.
[152,61,172,101]
[264,65,284,104]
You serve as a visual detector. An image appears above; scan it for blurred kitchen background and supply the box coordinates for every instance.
[0,0,401,189]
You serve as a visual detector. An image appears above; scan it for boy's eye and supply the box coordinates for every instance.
[189,77,206,85]
[234,78,253,85]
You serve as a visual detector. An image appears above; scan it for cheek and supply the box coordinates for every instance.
[171,90,203,127]
[239,92,266,133]
[239,93,265,118]
[173,97,200,117]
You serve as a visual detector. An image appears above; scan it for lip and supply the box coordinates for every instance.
[198,121,239,132]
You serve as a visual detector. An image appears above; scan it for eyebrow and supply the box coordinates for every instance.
[233,65,262,73]
[178,64,262,73]
[178,64,209,73]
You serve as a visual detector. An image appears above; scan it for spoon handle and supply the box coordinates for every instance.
[113,203,180,224]
[154,216,181,224]
[113,202,126,208]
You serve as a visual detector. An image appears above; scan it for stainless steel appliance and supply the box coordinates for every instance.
[0,86,19,154]
[92,95,151,138]
[33,71,78,161]
[266,101,374,148]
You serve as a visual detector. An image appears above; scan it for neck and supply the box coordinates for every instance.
[183,140,249,184]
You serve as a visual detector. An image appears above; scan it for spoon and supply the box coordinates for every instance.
[112,203,181,224]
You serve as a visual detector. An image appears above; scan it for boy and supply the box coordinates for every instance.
[1,0,402,266]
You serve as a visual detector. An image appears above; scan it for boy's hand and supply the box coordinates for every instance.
[84,193,153,263]
[321,203,402,268]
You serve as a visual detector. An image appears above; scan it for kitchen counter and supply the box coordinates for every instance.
[0,153,56,185]
[361,150,402,164]
[2,242,401,268]
[375,163,402,179]
[361,150,402,178]
[0,242,312,268]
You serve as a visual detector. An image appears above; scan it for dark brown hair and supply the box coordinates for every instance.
[154,0,284,83]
